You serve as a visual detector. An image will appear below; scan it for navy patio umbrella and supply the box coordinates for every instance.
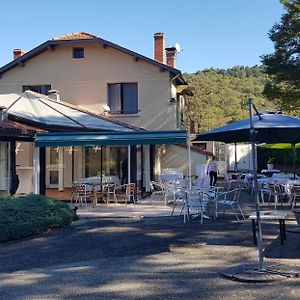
[194,107,300,274]
[194,111,300,144]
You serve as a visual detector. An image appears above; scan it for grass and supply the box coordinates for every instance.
[0,194,78,243]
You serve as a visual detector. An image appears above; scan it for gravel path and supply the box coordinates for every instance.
[0,194,299,299]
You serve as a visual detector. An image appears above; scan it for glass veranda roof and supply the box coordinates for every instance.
[0,91,132,132]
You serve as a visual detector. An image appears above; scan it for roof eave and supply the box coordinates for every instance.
[0,38,183,77]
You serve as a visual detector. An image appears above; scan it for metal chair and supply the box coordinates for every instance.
[223,173,240,190]
[183,189,209,224]
[290,185,300,209]
[170,188,186,216]
[113,183,136,205]
[216,188,245,220]
[267,182,285,209]
[72,183,93,208]
[161,179,182,205]
[258,182,269,204]
[98,183,116,205]
[149,181,165,199]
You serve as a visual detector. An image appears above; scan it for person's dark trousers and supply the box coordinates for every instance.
[209,171,217,186]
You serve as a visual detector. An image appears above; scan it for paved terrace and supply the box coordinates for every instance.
[0,190,299,299]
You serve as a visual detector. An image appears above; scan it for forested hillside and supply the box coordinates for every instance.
[184,66,278,133]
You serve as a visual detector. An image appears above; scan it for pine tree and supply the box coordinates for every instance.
[261,0,300,113]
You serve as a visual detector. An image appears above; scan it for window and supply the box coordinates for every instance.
[73,47,84,59]
[23,85,51,95]
[194,143,207,150]
[108,83,138,114]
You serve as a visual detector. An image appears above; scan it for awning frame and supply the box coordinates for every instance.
[35,130,188,147]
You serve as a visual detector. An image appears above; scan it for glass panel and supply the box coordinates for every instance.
[83,146,127,184]
[122,83,138,114]
[0,142,10,195]
[50,170,59,185]
[73,47,84,59]
[85,147,101,177]
[50,147,59,165]
[108,84,122,114]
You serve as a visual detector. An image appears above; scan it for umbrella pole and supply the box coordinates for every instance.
[234,143,238,172]
[284,150,287,174]
[188,132,192,188]
[248,99,265,270]
[293,144,296,179]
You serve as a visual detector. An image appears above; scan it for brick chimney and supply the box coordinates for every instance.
[13,49,25,60]
[154,32,165,63]
[165,46,177,68]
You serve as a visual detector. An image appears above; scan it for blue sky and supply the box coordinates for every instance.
[0,0,284,73]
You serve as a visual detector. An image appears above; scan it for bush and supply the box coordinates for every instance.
[0,194,78,243]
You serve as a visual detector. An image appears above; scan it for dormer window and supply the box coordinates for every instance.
[73,47,84,59]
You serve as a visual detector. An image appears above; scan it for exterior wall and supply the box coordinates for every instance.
[16,142,33,167]
[226,143,253,172]
[0,43,177,130]
[159,144,208,177]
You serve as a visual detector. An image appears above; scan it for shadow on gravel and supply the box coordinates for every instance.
[0,215,255,273]
[264,231,300,259]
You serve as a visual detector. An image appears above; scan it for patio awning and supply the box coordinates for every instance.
[35,130,188,147]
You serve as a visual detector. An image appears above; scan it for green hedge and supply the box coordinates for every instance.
[0,194,78,243]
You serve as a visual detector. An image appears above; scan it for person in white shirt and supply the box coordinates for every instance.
[207,155,218,186]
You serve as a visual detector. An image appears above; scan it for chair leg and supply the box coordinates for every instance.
[214,199,219,219]
[260,191,265,204]
[179,204,184,216]
[171,203,177,216]
[236,204,245,219]
[274,195,278,209]
[230,204,240,221]
[200,206,204,224]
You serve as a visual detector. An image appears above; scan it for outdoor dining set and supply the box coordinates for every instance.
[232,171,300,209]
[150,169,300,224]
[68,167,299,229]
[150,170,245,224]
[70,175,136,208]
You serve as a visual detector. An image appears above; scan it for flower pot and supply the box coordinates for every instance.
[293,209,300,225]
[267,163,274,170]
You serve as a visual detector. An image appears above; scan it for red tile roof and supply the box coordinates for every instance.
[0,120,45,133]
[53,32,97,40]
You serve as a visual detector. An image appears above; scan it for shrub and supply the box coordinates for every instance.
[0,194,77,243]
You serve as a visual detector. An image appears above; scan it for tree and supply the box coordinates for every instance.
[184,67,275,133]
[261,0,300,113]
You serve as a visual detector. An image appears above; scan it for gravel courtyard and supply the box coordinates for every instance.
[0,192,300,299]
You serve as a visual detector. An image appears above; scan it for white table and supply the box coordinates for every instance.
[261,169,281,177]
[79,176,120,186]
[78,176,120,207]
[159,172,183,182]
[248,210,287,245]
[16,167,34,194]
[256,177,288,187]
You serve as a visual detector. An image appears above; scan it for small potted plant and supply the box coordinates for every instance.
[266,157,275,170]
